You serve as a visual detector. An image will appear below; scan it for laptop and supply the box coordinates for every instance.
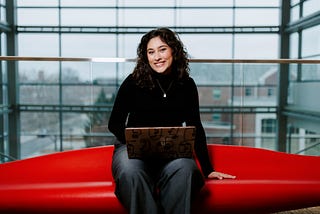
[125,126,196,159]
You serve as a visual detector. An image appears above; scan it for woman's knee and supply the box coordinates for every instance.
[166,158,198,173]
[113,158,147,181]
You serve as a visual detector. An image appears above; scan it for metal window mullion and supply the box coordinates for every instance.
[6,0,20,159]
[58,0,63,151]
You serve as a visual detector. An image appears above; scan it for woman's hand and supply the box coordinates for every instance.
[207,171,236,180]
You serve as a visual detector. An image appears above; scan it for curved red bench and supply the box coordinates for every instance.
[0,144,319,213]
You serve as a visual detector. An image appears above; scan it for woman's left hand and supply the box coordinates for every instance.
[207,171,236,180]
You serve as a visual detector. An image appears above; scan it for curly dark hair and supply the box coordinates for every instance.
[132,27,190,89]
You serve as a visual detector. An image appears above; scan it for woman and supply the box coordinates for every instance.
[108,27,235,214]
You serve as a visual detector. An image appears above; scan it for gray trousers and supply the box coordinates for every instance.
[112,144,204,214]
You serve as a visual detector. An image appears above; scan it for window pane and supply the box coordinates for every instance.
[62,85,116,105]
[198,86,231,106]
[1,33,6,56]
[19,62,59,84]
[234,34,279,59]
[62,86,91,105]
[118,0,173,6]
[178,9,233,26]
[303,0,320,17]
[261,119,276,133]
[290,32,299,58]
[212,89,221,100]
[235,0,279,7]
[60,62,118,92]
[301,64,320,81]
[118,9,174,26]
[302,25,320,58]
[291,0,300,6]
[198,85,231,106]
[201,112,233,144]
[290,5,300,22]
[61,34,116,57]
[1,5,6,22]
[212,113,221,121]
[21,112,59,136]
[181,34,233,58]
[61,9,116,26]
[21,112,60,158]
[2,85,8,105]
[18,34,59,56]
[235,9,279,26]
[245,87,252,96]
[118,34,143,58]
[92,62,117,80]
[17,0,58,6]
[61,62,91,83]
[61,0,116,6]
[20,86,59,104]
[190,63,233,87]
[18,9,58,26]
[2,60,7,83]
[178,0,233,6]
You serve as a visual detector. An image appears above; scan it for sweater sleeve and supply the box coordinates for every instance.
[108,75,132,143]
[185,78,214,177]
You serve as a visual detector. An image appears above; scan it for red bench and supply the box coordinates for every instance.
[0,144,319,213]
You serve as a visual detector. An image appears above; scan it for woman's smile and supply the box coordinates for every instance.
[147,36,173,74]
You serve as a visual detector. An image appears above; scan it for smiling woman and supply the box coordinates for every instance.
[107,27,235,214]
[146,37,173,74]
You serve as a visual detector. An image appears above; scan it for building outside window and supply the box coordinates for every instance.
[261,118,276,149]
[245,87,252,96]
[212,89,221,100]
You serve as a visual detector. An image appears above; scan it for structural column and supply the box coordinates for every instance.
[277,0,290,152]
[6,0,20,159]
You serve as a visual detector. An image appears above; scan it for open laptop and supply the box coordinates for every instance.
[125,126,196,159]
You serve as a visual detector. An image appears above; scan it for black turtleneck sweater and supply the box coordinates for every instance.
[108,73,214,177]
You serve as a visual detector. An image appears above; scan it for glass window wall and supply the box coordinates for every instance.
[1,1,320,162]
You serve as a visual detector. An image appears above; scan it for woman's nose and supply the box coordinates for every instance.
[154,51,161,60]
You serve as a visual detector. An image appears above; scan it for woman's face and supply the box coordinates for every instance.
[146,36,173,74]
